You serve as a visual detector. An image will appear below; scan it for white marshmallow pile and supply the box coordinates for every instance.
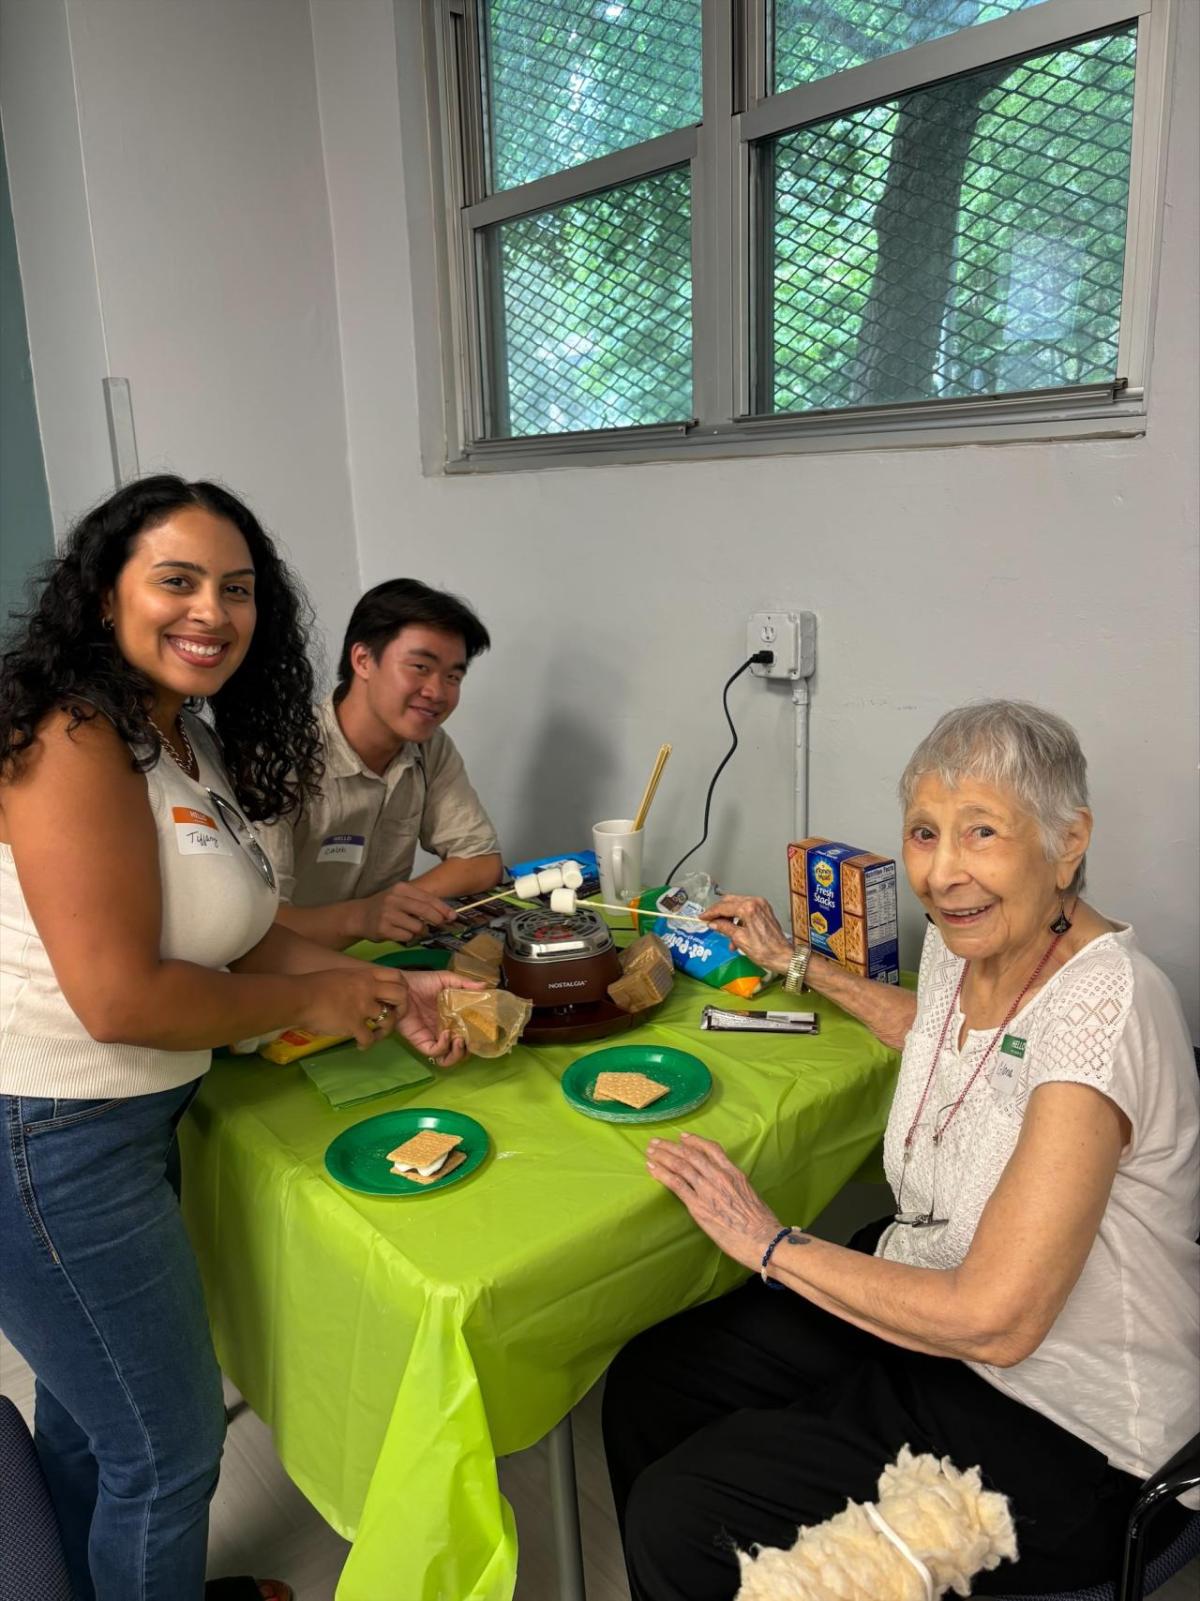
[513,859,585,914]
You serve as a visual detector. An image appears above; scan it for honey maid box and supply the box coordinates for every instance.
[788,838,900,984]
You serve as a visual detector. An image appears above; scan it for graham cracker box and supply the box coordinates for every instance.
[788,838,899,984]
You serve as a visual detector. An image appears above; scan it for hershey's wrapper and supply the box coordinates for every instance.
[701,1006,819,1034]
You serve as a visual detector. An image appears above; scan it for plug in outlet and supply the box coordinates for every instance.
[748,611,816,680]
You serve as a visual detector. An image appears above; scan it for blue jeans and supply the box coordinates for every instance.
[0,1083,225,1601]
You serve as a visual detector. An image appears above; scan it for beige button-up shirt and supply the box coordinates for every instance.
[260,696,499,906]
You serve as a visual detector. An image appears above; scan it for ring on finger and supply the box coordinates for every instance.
[365,1003,394,1031]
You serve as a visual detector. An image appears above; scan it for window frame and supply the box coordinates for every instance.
[423,0,1176,471]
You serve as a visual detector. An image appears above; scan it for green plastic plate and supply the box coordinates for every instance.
[324,1107,488,1196]
[561,1045,712,1124]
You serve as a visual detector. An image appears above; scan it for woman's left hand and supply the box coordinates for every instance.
[646,1132,782,1272]
[391,970,484,1068]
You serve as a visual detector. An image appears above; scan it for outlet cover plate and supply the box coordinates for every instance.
[748,611,815,680]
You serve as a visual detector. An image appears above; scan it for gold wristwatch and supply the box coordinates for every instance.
[782,944,812,996]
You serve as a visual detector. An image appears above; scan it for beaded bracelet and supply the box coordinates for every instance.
[760,1225,801,1289]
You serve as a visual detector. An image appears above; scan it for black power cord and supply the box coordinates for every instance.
[664,651,775,886]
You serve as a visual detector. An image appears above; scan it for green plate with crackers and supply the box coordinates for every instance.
[562,1044,712,1124]
[324,1108,488,1197]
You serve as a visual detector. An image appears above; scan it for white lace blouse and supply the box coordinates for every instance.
[879,922,1200,1488]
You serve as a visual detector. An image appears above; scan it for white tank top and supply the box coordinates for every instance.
[0,710,279,1099]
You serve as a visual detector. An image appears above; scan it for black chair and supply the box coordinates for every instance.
[0,1393,73,1601]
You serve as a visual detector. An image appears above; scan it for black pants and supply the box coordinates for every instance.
[603,1223,1185,1600]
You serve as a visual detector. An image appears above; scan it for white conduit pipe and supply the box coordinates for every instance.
[792,675,810,843]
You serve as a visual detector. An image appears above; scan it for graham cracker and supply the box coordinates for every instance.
[592,1070,669,1109]
[395,1149,466,1186]
[386,1130,462,1169]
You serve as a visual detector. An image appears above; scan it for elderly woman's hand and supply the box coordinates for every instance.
[702,895,794,975]
[646,1132,783,1272]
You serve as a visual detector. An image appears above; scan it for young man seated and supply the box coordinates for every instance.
[261,579,502,949]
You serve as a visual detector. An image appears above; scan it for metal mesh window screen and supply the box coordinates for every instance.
[771,0,1052,94]
[765,27,1135,415]
[485,0,702,192]
[486,167,692,437]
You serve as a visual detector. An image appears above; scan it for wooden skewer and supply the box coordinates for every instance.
[452,887,535,915]
[455,888,705,928]
[632,743,671,832]
[590,899,715,928]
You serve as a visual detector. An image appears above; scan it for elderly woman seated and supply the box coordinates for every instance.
[602,700,1199,1600]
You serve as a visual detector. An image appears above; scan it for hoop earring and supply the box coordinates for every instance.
[1049,897,1073,935]
[101,616,114,632]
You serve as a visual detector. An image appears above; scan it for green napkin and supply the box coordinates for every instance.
[300,1037,435,1109]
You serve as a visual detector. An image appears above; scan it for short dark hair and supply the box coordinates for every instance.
[334,579,490,700]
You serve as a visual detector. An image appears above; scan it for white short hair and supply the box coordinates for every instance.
[899,701,1090,894]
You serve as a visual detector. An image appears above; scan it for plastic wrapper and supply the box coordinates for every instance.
[437,987,532,1058]
[620,932,674,980]
[607,965,673,1013]
[461,931,505,966]
[632,884,767,998]
[449,949,502,985]
[607,933,675,1013]
[259,1026,349,1063]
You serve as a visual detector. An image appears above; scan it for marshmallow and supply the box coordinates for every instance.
[561,861,584,889]
[549,886,578,915]
[390,1152,450,1178]
[513,873,541,900]
[537,866,564,894]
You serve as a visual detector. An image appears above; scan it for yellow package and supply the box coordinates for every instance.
[259,1026,349,1064]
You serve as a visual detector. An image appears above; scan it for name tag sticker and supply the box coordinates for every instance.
[989,1056,1021,1099]
[173,806,228,856]
[317,833,366,865]
[1000,1034,1027,1059]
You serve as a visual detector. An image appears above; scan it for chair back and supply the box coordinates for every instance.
[0,1394,73,1601]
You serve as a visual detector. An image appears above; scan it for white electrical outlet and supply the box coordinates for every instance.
[747,611,816,680]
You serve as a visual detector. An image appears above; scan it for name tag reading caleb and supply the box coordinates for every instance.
[172,806,228,856]
[317,833,366,865]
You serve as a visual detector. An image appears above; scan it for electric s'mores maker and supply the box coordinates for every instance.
[502,908,640,1045]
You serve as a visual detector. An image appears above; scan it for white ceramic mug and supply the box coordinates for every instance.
[593,818,644,921]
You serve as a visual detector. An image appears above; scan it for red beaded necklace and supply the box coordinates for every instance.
[893,929,1067,1228]
[904,928,1065,1155]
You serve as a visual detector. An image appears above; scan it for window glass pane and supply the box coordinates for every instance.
[764,28,1134,415]
[772,0,1052,93]
[486,0,702,191]
[486,167,692,437]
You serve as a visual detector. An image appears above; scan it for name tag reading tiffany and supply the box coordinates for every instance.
[317,833,366,865]
[172,806,228,856]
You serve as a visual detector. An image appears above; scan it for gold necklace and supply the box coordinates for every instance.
[154,715,197,778]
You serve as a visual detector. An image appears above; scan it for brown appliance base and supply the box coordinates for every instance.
[522,999,643,1046]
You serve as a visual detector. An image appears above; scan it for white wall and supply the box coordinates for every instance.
[0,0,110,537]
[0,0,360,666]
[314,0,1200,1030]
[3,0,1196,1029]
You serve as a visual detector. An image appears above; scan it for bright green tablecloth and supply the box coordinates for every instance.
[179,975,898,1601]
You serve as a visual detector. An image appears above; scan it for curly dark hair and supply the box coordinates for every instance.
[0,475,323,820]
